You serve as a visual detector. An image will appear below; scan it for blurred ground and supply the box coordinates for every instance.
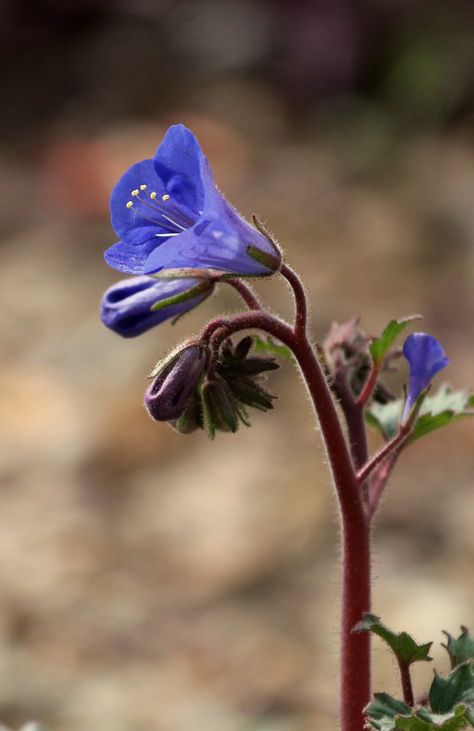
[0,1,473,730]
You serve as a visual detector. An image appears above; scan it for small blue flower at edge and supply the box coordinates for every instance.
[101,275,214,337]
[402,332,450,421]
[104,124,281,279]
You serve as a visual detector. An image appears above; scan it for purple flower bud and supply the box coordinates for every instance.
[144,345,208,422]
[101,275,214,337]
[402,332,450,421]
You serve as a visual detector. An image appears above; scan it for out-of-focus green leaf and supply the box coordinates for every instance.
[369,316,421,365]
[366,387,473,444]
[407,387,474,445]
[253,336,292,360]
[365,400,403,441]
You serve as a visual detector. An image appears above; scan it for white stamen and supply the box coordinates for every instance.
[140,184,147,190]
[126,201,133,209]
[131,189,139,197]
[161,214,186,231]
[155,233,179,238]
[162,194,170,201]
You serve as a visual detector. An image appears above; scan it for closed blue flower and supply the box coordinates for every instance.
[104,124,281,278]
[144,345,208,422]
[101,275,214,337]
[402,332,450,420]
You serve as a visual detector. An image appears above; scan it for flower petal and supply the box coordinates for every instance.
[402,332,450,420]
[104,238,160,274]
[110,159,170,244]
[143,208,280,277]
[153,124,206,213]
[101,276,214,337]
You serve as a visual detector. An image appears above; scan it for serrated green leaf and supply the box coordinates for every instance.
[365,693,412,730]
[253,336,292,360]
[444,628,474,669]
[396,705,472,730]
[366,386,473,444]
[429,663,474,714]
[354,614,432,666]
[407,386,473,444]
[365,695,473,731]
[369,316,421,364]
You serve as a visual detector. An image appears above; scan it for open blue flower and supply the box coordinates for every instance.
[104,124,281,278]
[101,275,214,337]
[402,332,450,421]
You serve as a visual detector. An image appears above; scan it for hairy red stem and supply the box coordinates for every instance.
[398,660,414,707]
[203,307,371,731]
[225,278,262,310]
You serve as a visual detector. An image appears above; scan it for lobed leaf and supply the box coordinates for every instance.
[443,628,474,669]
[354,614,432,666]
[369,316,421,365]
[365,387,473,444]
[365,694,473,731]
[429,663,474,715]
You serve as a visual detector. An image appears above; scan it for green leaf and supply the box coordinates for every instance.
[443,628,474,669]
[365,400,403,440]
[407,386,474,445]
[253,336,293,360]
[396,705,472,730]
[365,693,412,730]
[366,387,473,444]
[354,614,432,666]
[365,695,473,731]
[369,316,421,365]
[429,662,474,714]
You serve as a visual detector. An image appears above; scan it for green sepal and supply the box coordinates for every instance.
[354,613,432,666]
[234,335,254,360]
[443,628,474,669]
[228,377,277,412]
[171,396,202,435]
[150,280,213,311]
[246,244,281,273]
[223,357,280,377]
[369,316,421,365]
[201,378,240,438]
[365,694,473,731]
[429,662,474,714]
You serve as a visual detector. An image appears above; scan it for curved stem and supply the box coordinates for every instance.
[356,363,380,407]
[202,308,371,731]
[225,278,262,311]
[357,427,409,487]
[280,262,308,335]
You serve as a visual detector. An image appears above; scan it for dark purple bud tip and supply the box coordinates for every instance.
[144,345,208,422]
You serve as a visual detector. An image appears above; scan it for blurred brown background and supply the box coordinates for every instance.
[0,1,473,729]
